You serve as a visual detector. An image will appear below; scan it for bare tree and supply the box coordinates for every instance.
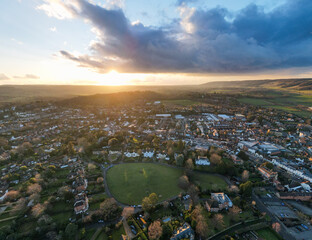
[196,215,209,238]
[178,175,190,191]
[210,153,221,165]
[27,183,42,195]
[31,203,46,218]
[212,214,225,230]
[229,205,241,221]
[97,177,104,184]
[188,184,199,205]
[148,221,163,240]
[272,222,281,233]
[242,170,249,182]
[5,190,20,201]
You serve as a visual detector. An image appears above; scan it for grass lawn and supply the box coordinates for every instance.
[51,211,72,225]
[107,163,228,205]
[107,163,183,204]
[256,227,281,240]
[94,226,125,240]
[193,174,228,191]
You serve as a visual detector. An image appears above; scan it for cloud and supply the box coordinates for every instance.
[14,74,40,79]
[39,0,312,74]
[176,0,198,6]
[50,26,57,32]
[11,38,23,45]
[37,0,79,19]
[0,74,10,81]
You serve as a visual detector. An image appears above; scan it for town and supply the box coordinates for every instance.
[0,92,311,240]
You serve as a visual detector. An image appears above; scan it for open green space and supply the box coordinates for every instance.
[107,163,228,205]
[194,174,228,191]
[162,99,201,106]
[256,227,281,240]
[238,93,312,118]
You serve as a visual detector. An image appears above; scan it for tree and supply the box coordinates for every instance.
[188,184,199,205]
[11,198,27,215]
[100,198,121,221]
[185,159,194,179]
[272,222,281,233]
[210,153,221,165]
[262,162,273,170]
[88,163,96,171]
[142,193,158,212]
[237,151,249,161]
[5,190,20,201]
[229,205,241,221]
[212,214,225,230]
[108,138,118,146]
[57,186,73,201]
[239,181,252,197]
[242,170,249,182]
[27,183,42,195]
[97,177,104,184]
[196,215,209,238]
[31,203,46,218]
[175,154,184,166]
[178,175,190,191]
[148,221,163,240]
[185,159,194,170]
[65,223,78,238]
[191,205,208,238]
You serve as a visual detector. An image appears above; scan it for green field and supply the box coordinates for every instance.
[106,163,228,204]
[194,174,228,191]
[238,93,312,118]
[162,99,201,106]
[256,228,282,240]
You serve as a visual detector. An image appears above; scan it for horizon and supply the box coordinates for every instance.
[1,0,312,85]
[1,77,312,87]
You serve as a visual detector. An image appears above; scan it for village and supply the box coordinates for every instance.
[0,94,312,240]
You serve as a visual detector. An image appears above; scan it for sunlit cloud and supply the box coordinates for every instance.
[36,0,312,77]
[0,74,10,81]
[13,74,40,79]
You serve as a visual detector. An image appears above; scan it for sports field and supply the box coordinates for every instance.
[106,163,228,204]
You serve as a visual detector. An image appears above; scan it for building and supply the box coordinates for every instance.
[195,156,210,166]
[206,193,233,212]
[170,223,194,240]
[258,166,278,180]
[276,192,312,201]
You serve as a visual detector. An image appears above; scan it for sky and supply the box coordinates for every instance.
[0,0,311,85]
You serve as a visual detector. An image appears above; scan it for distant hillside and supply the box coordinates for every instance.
[201,78,312,90]
[59,91,165,106]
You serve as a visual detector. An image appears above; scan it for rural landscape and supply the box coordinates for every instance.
[1,0,312,239]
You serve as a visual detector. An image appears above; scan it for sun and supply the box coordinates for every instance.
[98,70,130,86]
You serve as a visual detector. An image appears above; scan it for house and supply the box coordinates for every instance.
[195,156,210,166]
[205,200,220,212]
[206,193,233,212]
[170,223,194,240]
[258,166,278,180]
[74,193,89,214]
[276,192,312,201]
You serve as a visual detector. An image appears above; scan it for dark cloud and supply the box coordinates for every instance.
[59,0,312,74]
[0,74,10,81]
[14,74,40,79]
